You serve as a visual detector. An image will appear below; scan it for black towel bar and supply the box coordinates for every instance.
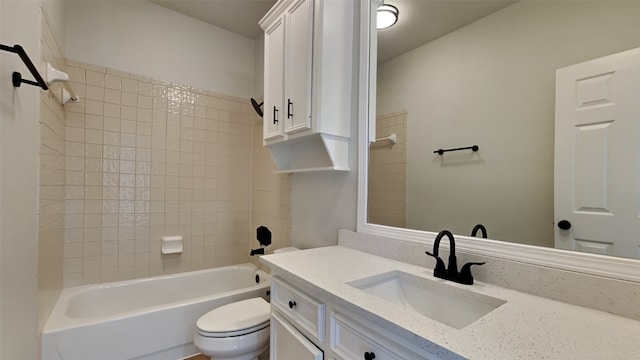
[433,145,479,155]
[0,43,48,91]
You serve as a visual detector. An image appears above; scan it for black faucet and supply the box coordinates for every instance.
[425,230,485,285]
[250,226,272,256]
[470,224,487,238]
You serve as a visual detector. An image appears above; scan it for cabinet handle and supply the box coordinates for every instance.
[364,352,376,360]
[273,106,279,124]
[287,98,293,119]
[288,300,296,309]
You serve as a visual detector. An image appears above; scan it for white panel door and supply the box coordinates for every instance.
[271,311,324,360]
[284,0,313,134]
[264,17,285,141]
[555,47,640,259]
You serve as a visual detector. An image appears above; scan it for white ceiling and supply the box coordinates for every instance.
[149,0,515,61]
[149,0,277,39]
[378,0,515,63]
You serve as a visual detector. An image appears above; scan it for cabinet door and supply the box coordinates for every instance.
[284,0,313,134]
[271,311,324,360]
[264,17,285,141]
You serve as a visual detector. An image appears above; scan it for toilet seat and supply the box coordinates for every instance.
[196,297,270,338]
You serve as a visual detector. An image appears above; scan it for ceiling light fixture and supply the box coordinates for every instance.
[377,4,398,30]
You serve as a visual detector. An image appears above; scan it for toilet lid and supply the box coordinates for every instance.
[196,297,270,334]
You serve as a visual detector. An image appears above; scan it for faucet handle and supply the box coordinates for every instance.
[425,251,447,277]
[459,262,485,285]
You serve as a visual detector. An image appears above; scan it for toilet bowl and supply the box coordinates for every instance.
[194,297,270,360]
[195,248,299,359]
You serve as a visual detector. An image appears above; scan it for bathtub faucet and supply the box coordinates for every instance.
[250,226,272,256]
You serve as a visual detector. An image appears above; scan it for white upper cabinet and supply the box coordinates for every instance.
[260,0,354,173]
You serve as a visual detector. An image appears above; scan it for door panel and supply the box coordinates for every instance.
[555,47,640,259]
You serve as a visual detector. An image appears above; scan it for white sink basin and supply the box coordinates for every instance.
[348,271,506,329]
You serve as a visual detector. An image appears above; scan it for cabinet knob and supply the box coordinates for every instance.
[273,106,279,124]
[364,351,376,360]
[288,300,296,309]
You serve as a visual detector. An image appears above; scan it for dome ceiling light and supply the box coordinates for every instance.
[377,4,399,30]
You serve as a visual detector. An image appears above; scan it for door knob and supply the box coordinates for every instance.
[558,220,571,230]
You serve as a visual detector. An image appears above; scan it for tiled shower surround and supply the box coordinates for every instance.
[368,111,407,228]
[61,60,289,286]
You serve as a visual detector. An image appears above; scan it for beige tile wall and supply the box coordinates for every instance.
[368,111,407,228]
[62,60,260,286]
[38,6,66,329]
[250,110,291,267]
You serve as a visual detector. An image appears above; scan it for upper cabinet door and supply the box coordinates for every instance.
[284,0,313,134]
[264,17,285,141]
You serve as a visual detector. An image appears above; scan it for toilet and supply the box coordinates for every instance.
[194,297,270,360]
[194,247,299,360]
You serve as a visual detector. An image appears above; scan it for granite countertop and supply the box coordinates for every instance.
[260,245,640,360]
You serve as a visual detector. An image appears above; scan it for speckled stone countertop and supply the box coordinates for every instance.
[260,245,640,360]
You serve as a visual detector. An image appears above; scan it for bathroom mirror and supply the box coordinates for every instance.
[358,0,640,280]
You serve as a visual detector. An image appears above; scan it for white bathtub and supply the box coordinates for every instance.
[42,264,271,360]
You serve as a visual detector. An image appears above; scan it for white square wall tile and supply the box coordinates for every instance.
[85,85,104,102]
[85,100,104,116]
[104,104,120,118]
[138,82,153,96]
[104,89,121,105]
[66,67,85,83]
[122,78,137,94]
[105,74,122,90]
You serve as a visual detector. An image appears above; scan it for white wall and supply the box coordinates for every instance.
[254,35,264,98]
[0,1,42,358]
[64,0,256,98]
[376,1,640,246]
[291,170,358,249]
[42,0,65,52]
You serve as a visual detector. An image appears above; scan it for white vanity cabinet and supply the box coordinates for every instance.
[259,0,354,172]
[270,277,442,360]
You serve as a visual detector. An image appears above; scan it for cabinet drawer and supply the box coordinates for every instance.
[272,278,326,342]
[330,312,437,360]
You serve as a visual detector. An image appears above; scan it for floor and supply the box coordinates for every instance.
[185,355,210,360]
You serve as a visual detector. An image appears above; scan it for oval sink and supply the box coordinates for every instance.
[348,271,506,329]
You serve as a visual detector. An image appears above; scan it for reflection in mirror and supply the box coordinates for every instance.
[368,1,640,260]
